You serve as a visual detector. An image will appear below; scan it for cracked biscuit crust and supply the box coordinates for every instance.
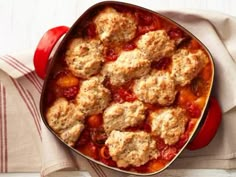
[94,7,137,44]
[105,131,159,168]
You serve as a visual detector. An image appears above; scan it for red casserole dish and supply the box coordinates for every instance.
[34,1,222,175]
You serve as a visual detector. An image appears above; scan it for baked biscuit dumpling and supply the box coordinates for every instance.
[94,7,137,44]
[46,98,85,146]
[133,70,176,106]
[105,130,159,168]
[150,107,188,145]
[137,30,175,61]
[171,49,208,86]
[60,122,84,147]
[103,101,146,134]
[65,38,104,79]
[76,76,111,116]
[102,49,151,86]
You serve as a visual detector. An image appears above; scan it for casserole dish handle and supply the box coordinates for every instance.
[187,97,222,150]
[33,26,69,79]
[33,27,222,150]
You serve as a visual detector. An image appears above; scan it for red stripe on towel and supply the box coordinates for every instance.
[95,163,108,177]
[88,160,105,177]
[3,85,8,172]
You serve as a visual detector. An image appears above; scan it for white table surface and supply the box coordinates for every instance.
[1,0,236,55]
[1,0,236,176]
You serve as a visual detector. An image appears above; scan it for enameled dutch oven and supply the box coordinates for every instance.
[33,1,222,175]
